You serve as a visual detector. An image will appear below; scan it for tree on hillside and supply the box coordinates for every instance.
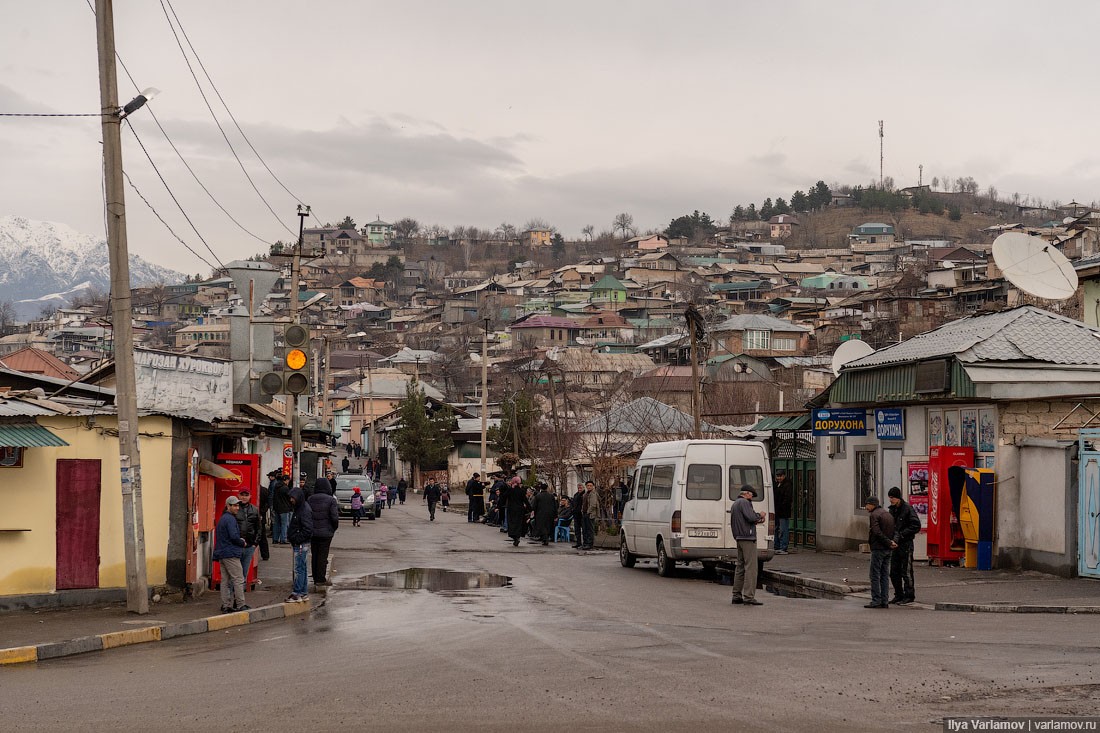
[393,217,420,243]
[392,381,455,487]
[337,216,356,230]
[773,197,791,215]
[523,218,552,232]
[746,203,758,220]
[613,212,635,239]
[488,391,541,464]
[731,205,747,222]
[0,300,15,335]
[666,210,717,242]
[759,198,775,220]
[807,181,832,211]
[790,190,808,212]
[581,224,595,242]
[551,233,566,261]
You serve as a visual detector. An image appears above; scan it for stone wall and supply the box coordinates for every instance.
[999,400,1083,443]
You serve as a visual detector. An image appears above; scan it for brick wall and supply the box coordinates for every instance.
[999,400,1082,442]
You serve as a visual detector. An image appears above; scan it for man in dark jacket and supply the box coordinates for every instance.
[286,487,313,602]
[424,479,442,521]
[887,486,922,605]
[397,477,408,504]
[235,489,261,577]
[213,496,249,613]
[272,472,292,544]
[465,473,486,523]
[257,479,271,561]
[773,469,793,554]
[307,477,339,587]
[502,477,531,547]
[531,483,557,546]
[570,483,586,548]
[730,486,765,606]
[865,496,896,609]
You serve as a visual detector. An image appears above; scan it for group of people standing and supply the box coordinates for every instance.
[457,474,600,549]
[864,487,922,608]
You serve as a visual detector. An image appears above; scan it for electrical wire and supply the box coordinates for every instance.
[157,0,296,236]
[163,0,323,227]
[0,112,100,117]
[121,167,219,273]
[125,121,226,271]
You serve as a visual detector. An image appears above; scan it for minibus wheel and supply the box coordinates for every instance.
[656,540,676,577]
[619,533,636,568]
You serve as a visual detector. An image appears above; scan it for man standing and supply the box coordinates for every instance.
[864,496,895,609]
[307,475,339,587]
[272,472,292,544]
[465,473,486,523]
[531,483,557,546]
[570,483,586,548]
[213,496,249,613]
[424,478,442,521]
[887,487,922,605]
[235,489,261,581]
[730,486,765,606]
[286,485,313,603]
[256,479,271,561]
[773,468,793,555]
[397,477,408,504]
[502,476,531,547]
[581,480,599,550]
[341,455,350,473]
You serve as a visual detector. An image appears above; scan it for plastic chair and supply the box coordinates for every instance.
[555,519,572,543]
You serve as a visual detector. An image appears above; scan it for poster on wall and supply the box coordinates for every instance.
[944,410,960,446]
[961,408,978,450]
[928,409,943,447]
[906,460,929,529]
[978,409,996,452]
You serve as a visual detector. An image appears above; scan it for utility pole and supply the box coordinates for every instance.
[96,0,148,614]
[321,336,332,436]
[366,357,375,462]
[286,205,309,481]
[878,120,884,188]
[685,305,705,439]
[479,317,490,479]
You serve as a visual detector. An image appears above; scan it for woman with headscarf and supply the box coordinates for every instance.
[501,476,531,547]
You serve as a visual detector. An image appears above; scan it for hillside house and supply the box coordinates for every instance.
[364,217,393,246]
[769,214,799,239]
[850,223,896,244]
[522,228,553,247]
[510,315,582,349]
[710,313,812,357]
[625,234,669,251]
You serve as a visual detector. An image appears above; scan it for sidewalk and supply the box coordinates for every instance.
[0,542,317,662]
[761,548,1100,612]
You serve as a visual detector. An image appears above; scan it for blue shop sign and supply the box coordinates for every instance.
[812,408,867,436]
[875,408,905,440]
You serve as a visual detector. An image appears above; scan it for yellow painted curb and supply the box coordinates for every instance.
[283,601,310,616]
[0,645,38,665]
[99,626,162,649]
[206,611,249,631]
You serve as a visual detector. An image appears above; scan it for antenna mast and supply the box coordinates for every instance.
[878,120,884,188]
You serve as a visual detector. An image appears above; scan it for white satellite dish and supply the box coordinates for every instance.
[992,232,1078,301]
[832,339,875,376]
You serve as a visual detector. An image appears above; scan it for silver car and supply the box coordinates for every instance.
[334,474,377,520]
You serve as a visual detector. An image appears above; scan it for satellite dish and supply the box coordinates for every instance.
[832,339,875,376]
[992,232,1078,300]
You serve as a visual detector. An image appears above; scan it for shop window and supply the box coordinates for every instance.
[855,449,877,510]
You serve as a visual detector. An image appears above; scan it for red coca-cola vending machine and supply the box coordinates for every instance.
[927,445,973,566]
[212,453,261,589]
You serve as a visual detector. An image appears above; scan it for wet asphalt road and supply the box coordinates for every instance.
[3,501,1099,732]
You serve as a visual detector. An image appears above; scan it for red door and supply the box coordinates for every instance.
[56,459,102,590]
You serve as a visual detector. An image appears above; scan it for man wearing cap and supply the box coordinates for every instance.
[235,489,261,580]
[864,496,895,609]
[212,496,250,613]
[271,471,292,544]
[730,485,766,606]
[888,486,922,605]
[774,468,793,555]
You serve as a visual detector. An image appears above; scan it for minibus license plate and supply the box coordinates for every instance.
[688,528,719,538]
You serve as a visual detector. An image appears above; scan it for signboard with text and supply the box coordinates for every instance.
[812,408,867,437]
[875,408,905,440]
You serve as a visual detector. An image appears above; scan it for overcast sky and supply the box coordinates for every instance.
[3,1,1100,274]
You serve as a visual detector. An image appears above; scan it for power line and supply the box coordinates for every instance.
[125,121,227,271]
[121,167,219,273]
[162,0,323,227]
[0,112,100,117]
[157,0,296,236]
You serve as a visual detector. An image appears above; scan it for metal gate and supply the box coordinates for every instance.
[773,434,816,548]
[1079,429,1100,579]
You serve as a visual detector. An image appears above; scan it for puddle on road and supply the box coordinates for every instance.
[342,567,512,592]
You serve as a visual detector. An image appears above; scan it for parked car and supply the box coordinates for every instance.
[334,474,378,520]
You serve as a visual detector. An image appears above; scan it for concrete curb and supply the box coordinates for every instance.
[762,569,860,597]
[0,599,322,666]
[935,602,1100,614]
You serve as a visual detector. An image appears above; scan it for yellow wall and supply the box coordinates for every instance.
[0,415,176,597]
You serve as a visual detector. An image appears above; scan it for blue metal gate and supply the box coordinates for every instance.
[1077,429,1100,579]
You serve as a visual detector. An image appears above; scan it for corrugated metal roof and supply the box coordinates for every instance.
[846,306,1100,369]
[751,414,810,431]
[0,400,59,417]
[0,423,69,447]
[712,313,811,333]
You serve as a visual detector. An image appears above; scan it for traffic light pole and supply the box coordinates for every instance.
[286,206,309,482]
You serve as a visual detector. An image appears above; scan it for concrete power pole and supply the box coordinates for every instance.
[479,318,490,478]
[285,206,309,480]
[96,0,149,614]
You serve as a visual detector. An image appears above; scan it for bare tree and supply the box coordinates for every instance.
[612,212,635,240]
[393,217,420,243]
[582,224,595,241]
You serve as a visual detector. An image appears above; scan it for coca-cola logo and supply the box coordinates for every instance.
[929,470,939,525]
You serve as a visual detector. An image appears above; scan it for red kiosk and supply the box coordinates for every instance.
[926,445,973,566]
[211,453,261,589]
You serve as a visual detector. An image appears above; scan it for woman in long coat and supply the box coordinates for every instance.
[502,477,531,547]
[531,484,558,545]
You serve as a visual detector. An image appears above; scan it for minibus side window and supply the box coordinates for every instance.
[636,465,652,500]
[686,464,722,500]
[650,464,675,500]
[728,466,765,501]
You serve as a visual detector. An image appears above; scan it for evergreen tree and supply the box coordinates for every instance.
[746,203,758,220]
[808,180,832,210]
[774,197,790,215]
[338,215,357,230]
[790,190,808,212]
[392,381,455,485]
[731,205,746,221]
[759,198,775,220]
[487,392,541,461]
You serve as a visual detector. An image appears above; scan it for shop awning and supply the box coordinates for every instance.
[750,414,810,432]
[0,423,69,447]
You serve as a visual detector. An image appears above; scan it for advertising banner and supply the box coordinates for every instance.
[812,408,867,437]
[875,408,905,440]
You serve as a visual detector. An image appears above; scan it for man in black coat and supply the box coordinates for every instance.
[502,477,531,547]
[256,480,271,561]
[865,496,895,609]
[307,477,339,587]
[286,487,313,602]
[424,479,442,521]
[465,473,486,523]
[888,486,922,605]
[774,469,793,554]
[530,483,557,545]
[235,489,262,576]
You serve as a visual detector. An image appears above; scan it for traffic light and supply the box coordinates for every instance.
[259,323,311,395]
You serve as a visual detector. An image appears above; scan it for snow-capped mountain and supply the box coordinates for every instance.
[0,215,183,318]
